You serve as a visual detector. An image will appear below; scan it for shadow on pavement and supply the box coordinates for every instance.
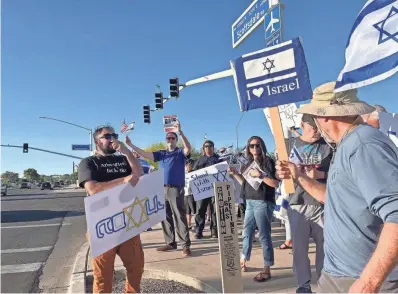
[1,210,85,223]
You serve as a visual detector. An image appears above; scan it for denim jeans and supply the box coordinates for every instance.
[241,199,275,267]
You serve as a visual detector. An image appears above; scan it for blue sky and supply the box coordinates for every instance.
[1,0,397,177]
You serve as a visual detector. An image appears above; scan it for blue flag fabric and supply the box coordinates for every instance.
[335,0,398,92]
[231,37,312,111]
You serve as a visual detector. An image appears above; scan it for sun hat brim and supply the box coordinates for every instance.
[297,101,375,117]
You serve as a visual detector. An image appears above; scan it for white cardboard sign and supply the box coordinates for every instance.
[264,103,303,137]
[379,112,398,147]
[84,170,165,258]
[163,115,178,133]
[186,162,235,201]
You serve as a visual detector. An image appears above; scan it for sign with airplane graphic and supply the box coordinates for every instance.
[230,37,312,111]
[265,4,282,47]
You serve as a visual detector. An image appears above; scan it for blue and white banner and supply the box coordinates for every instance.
[335,0,398,92]
[231,38,312,111]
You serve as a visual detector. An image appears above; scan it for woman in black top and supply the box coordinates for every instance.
[229,136,279,282]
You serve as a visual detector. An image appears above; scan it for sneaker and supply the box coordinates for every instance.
[211,233,218,239]
[146,228,153,231]
[296,287,312,293]
[156,244,177,252]
[194,234,203,239]
[182,247,192,257]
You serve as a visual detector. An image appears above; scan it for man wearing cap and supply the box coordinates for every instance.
[361,104,387,129]
[126,120,193,257]
[276,82,398,293]
[192,140,222,239]
[282,114,332,293]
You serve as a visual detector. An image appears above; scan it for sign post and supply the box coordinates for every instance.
[264,0,295,193]
[214,182,243,293]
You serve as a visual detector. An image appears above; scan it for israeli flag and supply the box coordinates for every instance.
[335,0,398,92]
[231,37,312,111]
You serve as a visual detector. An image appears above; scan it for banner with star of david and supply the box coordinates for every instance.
[335,0,398,92]
[230,37,313,111]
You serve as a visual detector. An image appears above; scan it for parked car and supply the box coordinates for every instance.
[20,182,31,189]
[53,182,61,188]
[41,182,52,190]
[1,181,7,196]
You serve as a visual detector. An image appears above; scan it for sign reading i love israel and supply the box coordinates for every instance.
[231,37,312,111]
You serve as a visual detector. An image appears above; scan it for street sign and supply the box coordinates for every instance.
[72,144,91,151]
[232,0,269,48]
[265,4,281,47]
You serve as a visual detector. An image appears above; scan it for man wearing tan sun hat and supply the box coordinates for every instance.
[276,81,398,293]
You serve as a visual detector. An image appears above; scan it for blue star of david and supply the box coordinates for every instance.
[373,6,398,44]
[262,58,275,74]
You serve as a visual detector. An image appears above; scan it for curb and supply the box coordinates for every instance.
[71,246,219,293]
[113,268,220,293]
[68,242,90,294]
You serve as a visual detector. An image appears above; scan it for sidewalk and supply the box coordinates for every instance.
[85,220,319,293]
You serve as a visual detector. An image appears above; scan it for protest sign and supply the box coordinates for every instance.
[230,38,312,111]
[163,115,178,132]
[379,112,398,147]
[214,182,243,293]
[84,170,165,258]
[242,161,263,190]
[264,103,302,136]
[186,162,235,201]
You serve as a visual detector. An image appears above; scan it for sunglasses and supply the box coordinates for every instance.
[100,133,119,140]
[249,144,261,149]
[204,145,213,148]
[166,137,176,141]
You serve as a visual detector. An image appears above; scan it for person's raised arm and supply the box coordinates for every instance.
[111,140,143,177]
[175,120,191,156]
[125,135,155,161]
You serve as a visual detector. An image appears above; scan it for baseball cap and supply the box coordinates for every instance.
[301,114,317,128]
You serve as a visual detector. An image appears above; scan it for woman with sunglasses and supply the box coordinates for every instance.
[228,136,279,282]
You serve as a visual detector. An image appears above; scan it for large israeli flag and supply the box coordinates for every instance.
[335,0,398,92]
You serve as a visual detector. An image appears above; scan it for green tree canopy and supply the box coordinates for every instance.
[1,171,19,183]
[23,168,40,182]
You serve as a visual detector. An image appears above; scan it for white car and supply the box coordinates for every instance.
[1,182,7,196]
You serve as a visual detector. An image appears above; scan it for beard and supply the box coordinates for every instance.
[99,146,117,155]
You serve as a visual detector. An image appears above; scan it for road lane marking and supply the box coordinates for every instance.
[1,223,71,229]
[1,263,43,274]
[1,246,53,254]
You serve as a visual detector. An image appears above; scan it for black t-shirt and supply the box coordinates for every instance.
[286,137,332,206]
[192,154,222,171]
[78,154,132,191]
[241,158,277,204]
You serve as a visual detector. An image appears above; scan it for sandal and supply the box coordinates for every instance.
[240,262,247,272]
[277,242,292,250]
[253,272,271,282]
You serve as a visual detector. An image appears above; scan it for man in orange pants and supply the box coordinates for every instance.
[79,125,144,293]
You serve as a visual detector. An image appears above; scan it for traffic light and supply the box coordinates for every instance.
[155,92,163,109]
[170,78,179,98]
[23,143,29,153]
[143,105,151,124]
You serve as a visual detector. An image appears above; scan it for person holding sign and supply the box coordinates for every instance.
[276,82,398,293]
[280,114,332,294]
[126,120,193,257]
[78,125,144,293]
[192,140,222,239]
[228,136,279,282]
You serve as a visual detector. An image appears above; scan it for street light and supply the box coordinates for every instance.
[236,113,245,150]
[39,116,93,151]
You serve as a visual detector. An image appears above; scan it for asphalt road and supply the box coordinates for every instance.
[1,187,87,293]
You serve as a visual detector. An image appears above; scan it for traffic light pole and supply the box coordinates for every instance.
[153,69,234,111]
[1,144,84,160]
